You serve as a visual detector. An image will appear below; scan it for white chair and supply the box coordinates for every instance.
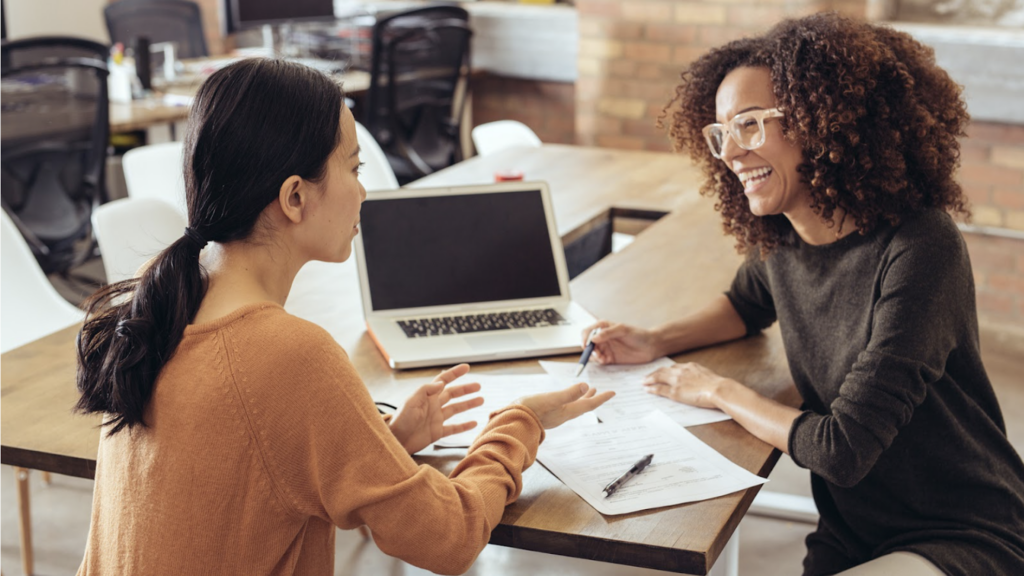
[471,120,542,157]
[92,198,188,284]
[1,209,85,576]
[122,141,187,216]
[355,120,400,192]
[1,210,84,353]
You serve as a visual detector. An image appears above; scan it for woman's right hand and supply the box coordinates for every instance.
[517,383,615,429]
[582,320,660,365]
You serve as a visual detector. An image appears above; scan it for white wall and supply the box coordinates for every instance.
[5,0,109,43]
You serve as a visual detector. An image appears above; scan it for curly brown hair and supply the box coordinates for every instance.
[662,12,970,254]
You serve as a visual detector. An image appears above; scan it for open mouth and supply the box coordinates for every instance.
[739,167,772,192]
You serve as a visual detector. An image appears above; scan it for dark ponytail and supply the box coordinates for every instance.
[76,59,344,435]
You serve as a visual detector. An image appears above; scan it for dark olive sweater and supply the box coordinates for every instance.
[726,209,1024,576]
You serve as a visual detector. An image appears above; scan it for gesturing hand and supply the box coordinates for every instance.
[518,382,615,429]
[389,364,484,454]
[642,362,732,409]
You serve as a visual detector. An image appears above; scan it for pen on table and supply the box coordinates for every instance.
[603,453,654,498]
[574,327,601,378]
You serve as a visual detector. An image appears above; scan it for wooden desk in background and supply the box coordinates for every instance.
[108,69,371,134]
[0,145,798,575]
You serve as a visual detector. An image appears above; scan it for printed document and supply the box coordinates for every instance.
[539,358,731,427]
[536,410,767,515]
[434,373,597,449]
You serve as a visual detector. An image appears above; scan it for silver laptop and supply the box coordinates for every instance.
[353,181,597,369]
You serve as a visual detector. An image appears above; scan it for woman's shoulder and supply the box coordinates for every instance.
[885,208,965,257]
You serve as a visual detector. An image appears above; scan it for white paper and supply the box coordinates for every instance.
[433,374,598,448]
[539,358,732,428]
[537,411,767,515]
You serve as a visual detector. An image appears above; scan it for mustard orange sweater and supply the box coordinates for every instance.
[77,303,544,575]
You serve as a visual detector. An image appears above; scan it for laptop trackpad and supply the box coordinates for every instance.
[466,332,538,351]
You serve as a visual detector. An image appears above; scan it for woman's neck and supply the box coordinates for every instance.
[192,238,304,324]
[786,203,855,246]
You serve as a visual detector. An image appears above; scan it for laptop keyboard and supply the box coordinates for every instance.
[397,309,569,338]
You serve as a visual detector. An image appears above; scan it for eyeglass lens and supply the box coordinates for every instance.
[706,114,766,158]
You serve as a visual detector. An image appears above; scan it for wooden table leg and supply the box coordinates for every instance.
[41,471,52,485]
[14,467,34,576]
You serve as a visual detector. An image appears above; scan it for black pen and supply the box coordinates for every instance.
[574,327,602,378]
[603,453,654,498]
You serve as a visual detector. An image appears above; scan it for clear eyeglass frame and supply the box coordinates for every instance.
[702,108,784,160]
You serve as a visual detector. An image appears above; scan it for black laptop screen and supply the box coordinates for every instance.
[359,190,562,311]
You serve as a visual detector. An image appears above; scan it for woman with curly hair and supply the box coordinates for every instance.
[583,12,1024,576]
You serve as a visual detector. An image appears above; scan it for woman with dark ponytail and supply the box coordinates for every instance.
[75,59,612,575]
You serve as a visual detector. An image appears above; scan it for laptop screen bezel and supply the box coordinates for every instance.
[352,181,572,318]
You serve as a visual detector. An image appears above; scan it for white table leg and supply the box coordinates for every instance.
[708,526,739,576]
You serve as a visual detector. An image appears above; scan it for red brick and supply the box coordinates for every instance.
[976,290,1015,315]
[624,41,673,63]
[608,59,639,78]
[622,1,673,22]
[597,134,647,150]
[966,122,1011,144]
[965,237,1018,272]
[959,164,1024,187]
[959,144,991,163]
[990,273,1024,296]
[576,0,622,18]
[674,46,709,65]
[727,6,787,29]
[697,26,750,47]
[645,23,698,43]
[994,187,1024,211]
[963,182,992,205]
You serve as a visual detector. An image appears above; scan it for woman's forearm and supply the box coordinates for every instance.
[711,379,801,453]
[651,294,749,356]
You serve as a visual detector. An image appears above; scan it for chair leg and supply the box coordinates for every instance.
[41,471,52,485]
[15,467,34,576]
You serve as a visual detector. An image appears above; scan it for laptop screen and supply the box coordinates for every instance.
[359,189,562,311]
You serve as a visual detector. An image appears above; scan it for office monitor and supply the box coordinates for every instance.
[226,0,335,33]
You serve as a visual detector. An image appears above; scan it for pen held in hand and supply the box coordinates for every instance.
[574,327,602,378]
[603,453,654,498]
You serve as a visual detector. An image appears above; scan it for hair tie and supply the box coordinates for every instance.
[183,227,208,249]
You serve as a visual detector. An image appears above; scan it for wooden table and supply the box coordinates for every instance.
[108,68,371,134]
[1,145,798,574]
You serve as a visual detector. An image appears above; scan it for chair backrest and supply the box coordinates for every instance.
[1,210,83,353]
[122,141,187,216]
[104,0,208,59]
[1,36,110,274]
[472,120,543,157]
[91,197,188,284]
[365,6,472,183]
[354,120,399,192]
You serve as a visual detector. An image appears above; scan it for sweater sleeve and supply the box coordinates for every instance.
[725,256,777,335]
[787,218,966,488]
[230,322,543,575]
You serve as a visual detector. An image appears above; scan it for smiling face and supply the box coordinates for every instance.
[303,105,367,263]
[715,66,811,220]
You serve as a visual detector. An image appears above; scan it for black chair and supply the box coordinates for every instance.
[364,6,472,184]
[104,0,208,59]
[1,36,110,278]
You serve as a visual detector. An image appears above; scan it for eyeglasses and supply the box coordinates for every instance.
[702,108,784,159]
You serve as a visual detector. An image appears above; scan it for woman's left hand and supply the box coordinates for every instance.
[642,362,733,409]
[389,364,484,454]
